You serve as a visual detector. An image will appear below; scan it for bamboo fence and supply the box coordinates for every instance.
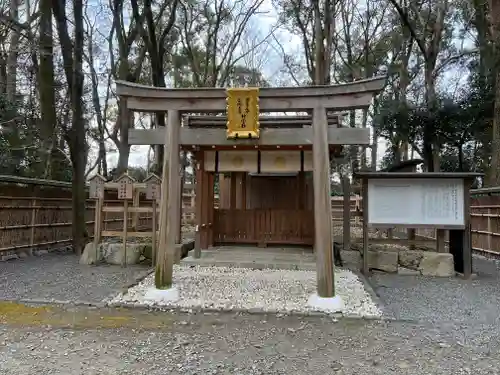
[0,176,196,257]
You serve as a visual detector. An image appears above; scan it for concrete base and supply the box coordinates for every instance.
[307,293,344,313]
[143,286,180,303]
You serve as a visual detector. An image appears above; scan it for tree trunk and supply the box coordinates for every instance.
[488,0,500,185]
[39,0,57,178]
[6,0,19,103]
[423,65,438,171]
[52,0,87,254]
[116,99,132,174]
[489,69,500,185]
[71,0,86,254]
[87,29,107,177]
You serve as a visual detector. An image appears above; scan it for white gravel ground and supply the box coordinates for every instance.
[109,265,382,317]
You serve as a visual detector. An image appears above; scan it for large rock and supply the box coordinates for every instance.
[340,250,361,267]
[142,243,154,260]
[399,250,424,270]
[80,242,99,265]
[81,241,153,265]
[398,266,421,275]
[367,250,398,273]
[397,250,455,277]
[418,252,454,277]
[102,243,145,265]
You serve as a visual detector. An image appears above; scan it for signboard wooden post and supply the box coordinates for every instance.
[115,173,136,267]
[226,87,260,139]
[89,174,106,264]
[144,173,161,265]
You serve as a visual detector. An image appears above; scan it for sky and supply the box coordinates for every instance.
[106,7,388,172]
[97,0,472,173]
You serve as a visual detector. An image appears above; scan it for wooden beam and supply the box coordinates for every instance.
[313,106,335,298]
[103,182,194,190]
[186,114,341,128]
[117,76,386,99]
[155,110,180,289]
[126,92,376,112]
[129,127,370,146]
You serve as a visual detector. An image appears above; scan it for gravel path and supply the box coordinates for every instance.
[0,252,150,303]
[0,307,499,375]
[370,255,500,323]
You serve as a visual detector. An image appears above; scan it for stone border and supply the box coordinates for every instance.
[349,269,392,318]
[0,266,405,323]
[105,300,390,321]
[103,268,154,303]
[105,268,394,321]
[0,296,413,325]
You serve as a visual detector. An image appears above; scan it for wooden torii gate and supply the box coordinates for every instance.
[115,77,386,302]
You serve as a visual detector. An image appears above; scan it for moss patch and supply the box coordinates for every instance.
[0,302,176,330]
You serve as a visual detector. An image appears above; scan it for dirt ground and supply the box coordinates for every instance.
[0,303,498,375]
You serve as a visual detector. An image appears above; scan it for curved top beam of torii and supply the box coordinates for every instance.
[115,76,387,113]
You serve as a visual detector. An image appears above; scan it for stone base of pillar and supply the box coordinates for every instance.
[307,293,344,313]
[144,286,180,303]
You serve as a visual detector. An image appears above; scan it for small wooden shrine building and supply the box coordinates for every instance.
[115,78,386,298]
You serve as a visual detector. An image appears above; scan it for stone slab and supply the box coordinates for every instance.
[418,252,454,277]
[367,250,398,273]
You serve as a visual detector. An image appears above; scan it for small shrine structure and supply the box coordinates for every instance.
[115,77,386,307]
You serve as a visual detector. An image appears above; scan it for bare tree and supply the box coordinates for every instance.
[178,0,266,87]
[84,3,111,177]
[39,0,57,178]
[388,0,454,171]
[52,0,87,254]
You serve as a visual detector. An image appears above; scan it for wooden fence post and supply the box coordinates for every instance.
[89,174,106,263]
[354,195,361,225]
[116,173,135,267]
[122,199,128,267]
[145,173,161,266]
[152,200,157,265]
[342,176,351,251]
[362,179,369,275]
[29,195,37,256]
[132,188,140,230]
[436,229,446,252]
[93,197,104,262]
[487,207,492,252]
